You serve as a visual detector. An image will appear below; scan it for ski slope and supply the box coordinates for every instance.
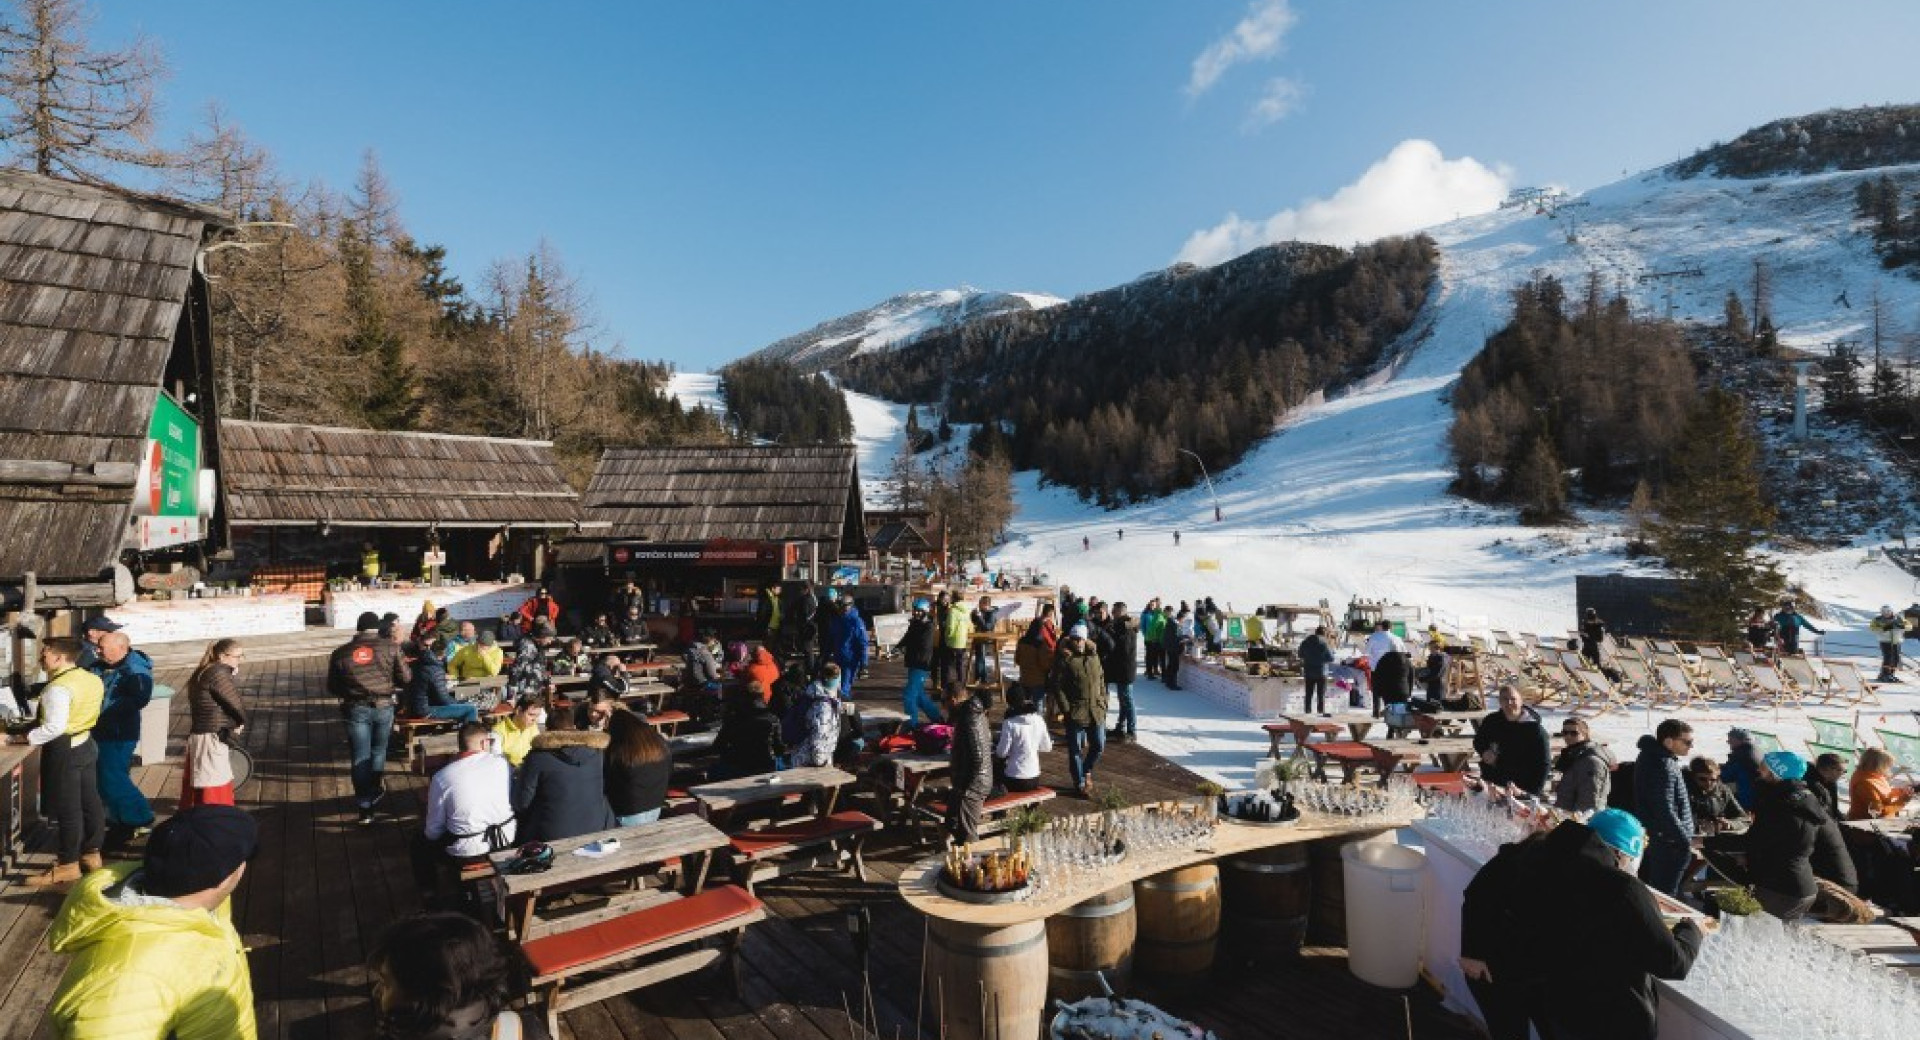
[831,164,1920,786]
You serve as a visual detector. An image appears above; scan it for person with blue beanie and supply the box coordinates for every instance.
[1742,750,1839,920]
[1461,812,1701,1040]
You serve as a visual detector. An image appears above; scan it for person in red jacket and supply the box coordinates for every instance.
[514,587,561,633]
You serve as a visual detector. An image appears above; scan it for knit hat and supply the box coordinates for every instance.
[913,599,929,612]
[143,806,259,898]
[356,611,382,632]
[1763,750,1808,782]
[1069,622,1089,639]
[1586,809,1647,859]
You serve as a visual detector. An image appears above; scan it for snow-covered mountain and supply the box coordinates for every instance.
[740,288,1064,373]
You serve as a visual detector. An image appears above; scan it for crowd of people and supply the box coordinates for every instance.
[15,577,1917,1038]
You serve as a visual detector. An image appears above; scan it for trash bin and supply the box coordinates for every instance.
[1342,840,1425,988]
[136,683,173,766]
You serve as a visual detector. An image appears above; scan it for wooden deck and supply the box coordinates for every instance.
[0,644,1481,1039]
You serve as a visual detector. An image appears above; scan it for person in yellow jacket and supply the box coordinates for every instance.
[45,805,258,1039]
[939,595,973,689]
[10,637,106,888]
[490,695,546,767]
[449,630,505,680]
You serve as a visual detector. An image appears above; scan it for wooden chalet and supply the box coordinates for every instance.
[217,419,594,581]
[0,169,229,616]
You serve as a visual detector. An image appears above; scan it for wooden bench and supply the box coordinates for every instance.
[1408,770,1469,796]
[919,786,1056,843]
[394,714,461,763]
[646,710,689,737]
[1264,720,1337,758]
[518,883,766,1035]
[725,810,883,894]
[1302,740,1381,784]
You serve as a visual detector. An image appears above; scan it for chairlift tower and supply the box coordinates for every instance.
[1636,266,1705,319]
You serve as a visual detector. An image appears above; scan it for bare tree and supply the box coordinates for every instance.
[0,0,165,180]
[167,102,276,214]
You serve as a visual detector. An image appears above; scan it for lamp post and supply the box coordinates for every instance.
[1177,449,1222,522]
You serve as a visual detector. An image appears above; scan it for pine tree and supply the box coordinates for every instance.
[1646,390,1782,641]
[1722,290,1750,341]
[0,0,164,180]
[1509,435,1567,525]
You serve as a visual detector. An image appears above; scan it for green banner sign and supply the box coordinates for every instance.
[147,393,200,517]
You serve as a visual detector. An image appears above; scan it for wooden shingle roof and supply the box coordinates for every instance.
[0,170,226,581]
[220,420,588,528]
[580,444,864,548]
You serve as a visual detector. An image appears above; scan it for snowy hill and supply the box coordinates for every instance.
[830,161,1920,641]
[739,288,1064,373]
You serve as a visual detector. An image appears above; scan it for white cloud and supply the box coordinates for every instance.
[1244,77,1306,129]
[1176,139,1512,266]
[1187,0,1297,98]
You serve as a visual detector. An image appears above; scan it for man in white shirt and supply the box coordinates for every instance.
[412,723,515,905]
[1364,620,1406,671]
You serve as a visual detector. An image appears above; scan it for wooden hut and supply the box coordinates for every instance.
[562,445,866,634]
[216,420,596,628]
[0,170,229,627]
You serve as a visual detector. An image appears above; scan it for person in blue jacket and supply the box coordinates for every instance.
[830,598,868,699]
[90,630,156,838]
[1771,599,1824,656]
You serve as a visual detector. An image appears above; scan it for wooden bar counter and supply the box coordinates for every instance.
[898,808,1416,1040]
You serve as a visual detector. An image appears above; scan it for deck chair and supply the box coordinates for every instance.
[1821,660,1882,707]
[1614,654,1656,703]
[1804,741,1859,773]
[1626,636,1655,659]
[1874,729,1920,778]
[1693,655,1744,701]
[1568,666,1624,715]
[1526,661,1576,708]
[1652,639,1681,657]
[1738,658,1800,709]
[1694,644,1730,662]
[1744,729,1786,755]
[1777,656,1829,703]
[1808,717,1858,750]
[1652,663,1699,709]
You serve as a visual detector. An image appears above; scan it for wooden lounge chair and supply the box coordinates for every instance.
[1568,666,1625,715]
[1693,655,1745,701]
[1777,656,1830,703]
[1808,717,1858,750]
[1626,636,1655,659]
[1822,660,1882,707]
[1526,662,1577,708]
[1651,663,1699,709]
[1872,729,1920,777]
[1737,657,1800,709]
[1614,654,1657,703]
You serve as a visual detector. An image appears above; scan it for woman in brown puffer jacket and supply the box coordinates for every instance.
[182,638,248,808]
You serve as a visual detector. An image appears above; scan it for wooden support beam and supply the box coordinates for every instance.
[0,460,139,487]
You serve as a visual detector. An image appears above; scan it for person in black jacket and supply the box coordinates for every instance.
[1460,812,1702,1040]
[1631,720,1697,896]
[1297,626,1334,714]
[1104,603,1140,743]
[900,599,942,725]
[944,683,993,843]
[1685,757,1746,834]
[1472,685,1550,796]
[1369,644,1415,719]
[711,683,784,780]
[604,708,672,826]
[512,712,616,844]
[1743,751,1825,919]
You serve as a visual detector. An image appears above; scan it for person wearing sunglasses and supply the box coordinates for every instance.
[1631,718,1696,896]
[1551,717,1613,813]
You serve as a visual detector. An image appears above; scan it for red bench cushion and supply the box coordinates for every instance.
[727,811,880,858]
[1309,741,1376,762]
[648,711,690,725]
[520,884,762,978]
[925,787,1055,816]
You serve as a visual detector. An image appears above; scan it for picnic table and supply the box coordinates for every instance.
[1362,736,1478,775]
[589,642,657,661]
[488,814,729,941]
[876,752,952,826]
[688,765,857,820]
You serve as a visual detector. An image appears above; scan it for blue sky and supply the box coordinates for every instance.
[91,1,1920,369]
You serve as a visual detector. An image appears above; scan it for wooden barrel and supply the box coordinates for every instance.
[1219,844,1310,966]
[1308,830,1393,946]
[1046,883,1136,1001]
[1134,864,1220,990]
[924,918,1049,1040]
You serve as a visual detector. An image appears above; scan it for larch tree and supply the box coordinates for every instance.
[0,0,164,180]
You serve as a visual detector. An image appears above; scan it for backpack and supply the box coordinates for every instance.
[915,724,954,755]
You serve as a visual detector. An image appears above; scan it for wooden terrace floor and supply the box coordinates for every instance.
[0,645,1481,1039]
